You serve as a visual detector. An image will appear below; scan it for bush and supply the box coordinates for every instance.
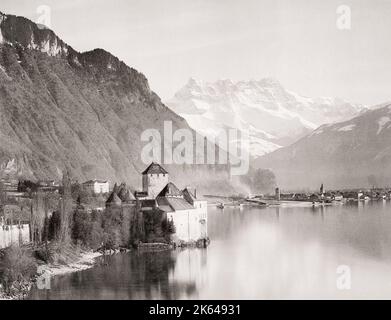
[101,207,123,249]
[144,210,175,243]
[89,212,104,250]
[161,218,176,241]
[0,245,37,294]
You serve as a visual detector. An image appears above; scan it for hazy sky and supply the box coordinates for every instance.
[1,0,390,105]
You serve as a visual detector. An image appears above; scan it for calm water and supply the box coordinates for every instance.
[29,201,391,299]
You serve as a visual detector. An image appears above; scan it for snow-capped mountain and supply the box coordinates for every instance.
[166,78,365,157]
[254,103,391,189]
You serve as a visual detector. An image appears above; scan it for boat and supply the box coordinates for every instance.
[217,203,225,209]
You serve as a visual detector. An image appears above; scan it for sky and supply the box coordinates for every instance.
[1,0,390,105]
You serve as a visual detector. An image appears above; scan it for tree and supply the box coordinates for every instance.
[30,192,46,245]
[59,170,73,244]
[161,217,176,241]
[101,207,124,249]
[89,211,104,250]
[0,180,6,205]
[72,208,92,247]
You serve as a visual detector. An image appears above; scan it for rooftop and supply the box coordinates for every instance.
[157,197,194,211]
[142,162,168,175]
[83,179,108,184]
[106,191,122,206]
[183,187,197,203]
[119,189,136,202]
[158,182,182,197]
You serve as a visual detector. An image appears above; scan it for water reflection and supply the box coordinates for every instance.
[29,201,391,299]
[30,250,202,300]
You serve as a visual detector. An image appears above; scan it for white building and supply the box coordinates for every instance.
[0,218,30,249]
[140,163,208,243]
[82,179,110,194]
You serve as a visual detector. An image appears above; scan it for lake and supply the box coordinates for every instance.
[29,201,391,299]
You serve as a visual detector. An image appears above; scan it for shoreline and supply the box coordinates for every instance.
[37,250,104,277]
[1,249,107,300]
[2,241,208,300]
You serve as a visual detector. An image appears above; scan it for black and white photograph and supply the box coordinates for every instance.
[0,0,390,305]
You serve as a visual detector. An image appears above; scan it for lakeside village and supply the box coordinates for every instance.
[209,183,391,209]
[0,162,208,299]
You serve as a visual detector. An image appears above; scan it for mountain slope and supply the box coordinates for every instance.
[254,103,391,189]
[0,12,231,192]
[166,78,364,157]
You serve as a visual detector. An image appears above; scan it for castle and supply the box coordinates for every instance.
[106,162,208,243]
[140,162,208,243]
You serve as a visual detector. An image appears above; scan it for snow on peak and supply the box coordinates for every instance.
[257,77,282,88]
[167,78,365,158]
[186,77,203,88]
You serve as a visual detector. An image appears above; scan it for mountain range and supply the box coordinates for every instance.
[0,12,232,193]
[254,103,391,189]
[166,78,365,157]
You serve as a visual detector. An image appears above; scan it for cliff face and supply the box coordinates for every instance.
[0,12,231,192]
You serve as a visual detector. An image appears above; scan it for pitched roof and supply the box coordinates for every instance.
[155,197,173,212]
[83,179,108,184]
[157,197,194,212]
[157,182,182,197]
[142,162,168,175]
[115,183,136,202]
[106,191,122,205]
[120,189,136,202]
[182,187,196,203]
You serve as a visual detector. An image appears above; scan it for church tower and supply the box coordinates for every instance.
[320,183,324,195]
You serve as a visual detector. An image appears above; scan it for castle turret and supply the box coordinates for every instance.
[106,191,122,207]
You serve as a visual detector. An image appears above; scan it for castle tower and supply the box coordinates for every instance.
[142,162,169,199]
